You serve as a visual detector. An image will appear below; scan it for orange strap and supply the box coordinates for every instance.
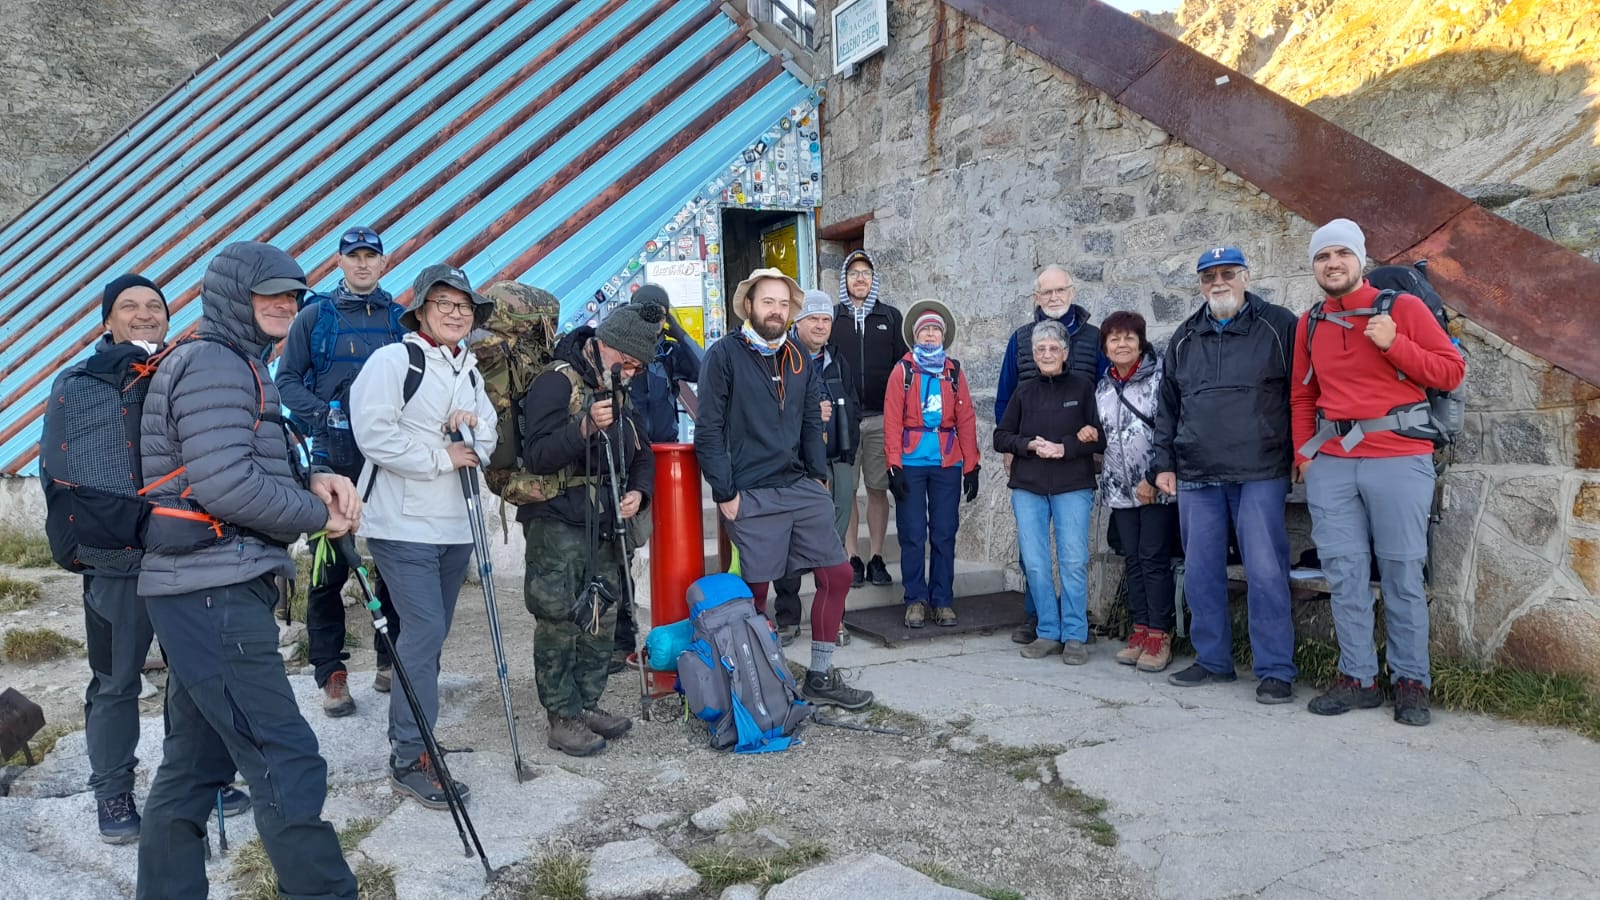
[137,465,186,497]
[148,505,226,539]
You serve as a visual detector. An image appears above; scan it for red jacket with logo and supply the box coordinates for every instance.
[883,354,980,473]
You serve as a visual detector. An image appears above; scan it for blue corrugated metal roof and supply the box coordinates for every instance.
[0,0,815,474]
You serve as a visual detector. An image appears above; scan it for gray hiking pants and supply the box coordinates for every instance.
[1304,454,1435,687]
[83,574,155,800]
[368,539,474,765]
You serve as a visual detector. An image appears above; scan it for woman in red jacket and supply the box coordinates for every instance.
[884,299,981,628]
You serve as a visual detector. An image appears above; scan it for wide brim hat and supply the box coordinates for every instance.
[903,298,956,349]
[730,268,804,323]
[404,263,493,331]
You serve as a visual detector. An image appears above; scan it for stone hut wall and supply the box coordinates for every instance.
[814,0,1600,679]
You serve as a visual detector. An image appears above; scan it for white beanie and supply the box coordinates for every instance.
[1309,218,1367,268]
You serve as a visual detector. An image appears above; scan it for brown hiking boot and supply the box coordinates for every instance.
[904,602,928,628]
[1137,630,1172,673]
[1011,617,1037,644]
[373,666,392,694]
[1021,638,1063,659]
[581,707,633,739]
[322,671,355,718]
[932,606,958,627]
[547,711,605,756]
[1116,626,1149,665]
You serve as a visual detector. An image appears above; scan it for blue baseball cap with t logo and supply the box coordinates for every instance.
[1196,246,1248,272]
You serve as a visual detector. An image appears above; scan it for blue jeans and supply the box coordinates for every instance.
[1011,489,1094,643]
[1178,479,1297,681]
[896,464,961,607]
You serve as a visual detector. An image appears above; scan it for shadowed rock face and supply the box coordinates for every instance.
[0,0,279,223]
[1173,0,1600,196]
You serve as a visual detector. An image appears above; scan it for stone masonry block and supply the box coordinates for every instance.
[1569,537,1600,596]
[1573,480,1600,526]
[1483,474,1562,560]
[1487,411,1567,466]
[1433,468,1487,599]
[1496,601,1600,681]
[1471,533,1554,650]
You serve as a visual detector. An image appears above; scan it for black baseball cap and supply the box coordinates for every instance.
[339,226,384,256]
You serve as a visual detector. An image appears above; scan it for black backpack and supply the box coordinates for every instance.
[1302,261,1465,449]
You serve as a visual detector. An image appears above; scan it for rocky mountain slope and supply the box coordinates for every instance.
[1171,0,1600,197]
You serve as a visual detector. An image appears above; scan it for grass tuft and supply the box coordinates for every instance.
[355,861,398,900]
[863,703,925,734]
[2,723,74,766]
[338,817,381,854]
[0,576,43,612]
[228,838,279,900]
[3,627,82,663]
[724,807,779,833]
[685,841,828,891]
[527,851,589,900]
[0,528,54,568]
[912,862,1026,900]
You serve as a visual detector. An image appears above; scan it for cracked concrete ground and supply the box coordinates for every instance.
[797,632,1600,900]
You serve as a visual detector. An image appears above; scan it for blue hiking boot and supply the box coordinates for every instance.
[218,784,251,818]
[97,792,141,844]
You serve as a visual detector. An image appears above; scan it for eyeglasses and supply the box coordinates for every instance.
[1035,287,1074,298]
[1033,344,1066,355]
[846,269,873,280]
[1200,268,1243,284]
[428,298,475,316]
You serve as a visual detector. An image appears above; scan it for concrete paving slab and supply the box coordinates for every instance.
[764,852,984,899]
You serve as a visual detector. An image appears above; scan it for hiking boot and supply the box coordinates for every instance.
[867,555,893,586]
[1021,638,1063,659]
[801,668,873,709]
[547,712,606,756]
[1256,677,1294,705]
[373,666,392,694]
[607,654,627,675]
[1061,639,1089,666]
[581,707,633,739]
[1307,674,1383,716]
[97,792,140,844]
[904,601,928,628]
[776,623,800,647]
[1011,617,1037,644]
[1167,663,1237,687]
[838,624,852,646]
[933,606,958,627]
[1137,631,1172,673]
[849,556,866,588]
[390,753,470,810]
[1394,677,1432,726]
[217,785,251,818]
[322,671,355,718]
[1116,625,1150,665]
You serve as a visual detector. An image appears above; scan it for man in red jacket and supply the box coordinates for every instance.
[1290,219,1465,726]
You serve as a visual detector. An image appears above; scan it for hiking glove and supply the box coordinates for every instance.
[963,465,981,503]
[887,466,909,502]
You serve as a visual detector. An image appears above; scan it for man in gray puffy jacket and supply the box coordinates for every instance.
[135,242,360,900]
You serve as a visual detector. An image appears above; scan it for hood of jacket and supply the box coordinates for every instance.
[198,242,308,358]
[837,248,881,313]
[553,325,604,389]
[1033,302,1091,335]
[84,334,153,384]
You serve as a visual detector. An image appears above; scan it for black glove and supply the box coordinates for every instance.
[963,465,981,503]
[887,466,909,502]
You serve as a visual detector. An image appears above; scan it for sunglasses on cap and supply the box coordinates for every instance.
[343,227,380,244]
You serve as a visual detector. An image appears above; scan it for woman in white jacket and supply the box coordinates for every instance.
[351,264,497,810]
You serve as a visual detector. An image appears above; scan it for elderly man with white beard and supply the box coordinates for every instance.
[1151,247,1301,705]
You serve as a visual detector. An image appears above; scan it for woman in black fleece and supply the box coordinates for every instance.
[993,319,1105,665]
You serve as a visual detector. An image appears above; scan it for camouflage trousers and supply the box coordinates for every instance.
[523,518,621,718]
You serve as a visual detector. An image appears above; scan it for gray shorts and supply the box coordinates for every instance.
[723,479,848,583]
[855,414,889,491]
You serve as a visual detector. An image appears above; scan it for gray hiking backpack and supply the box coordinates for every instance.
[676,573,810,753]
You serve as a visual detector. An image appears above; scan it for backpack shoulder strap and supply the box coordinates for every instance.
[1372,289,1399,317]
[900,358,915,393]
[402,341,425,405]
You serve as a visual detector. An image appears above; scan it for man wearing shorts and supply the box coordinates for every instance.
[696,268,873,709]
[830,250,907,587]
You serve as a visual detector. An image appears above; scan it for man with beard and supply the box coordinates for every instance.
[1152,247,1300,704]
[697,269,872,709]
[1292,220,1463,726]
[275,225,404,714]
[995,264,1103,643]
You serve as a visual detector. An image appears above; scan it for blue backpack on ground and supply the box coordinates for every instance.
[676,573,810,754]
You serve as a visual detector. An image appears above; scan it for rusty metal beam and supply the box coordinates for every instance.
[943,0,1600,387]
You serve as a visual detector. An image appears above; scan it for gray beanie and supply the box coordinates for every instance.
[1309,218,1367,268]
[795,289,834,322]
[596,295,666,364]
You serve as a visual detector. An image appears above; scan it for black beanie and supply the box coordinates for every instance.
[102,274,168,322]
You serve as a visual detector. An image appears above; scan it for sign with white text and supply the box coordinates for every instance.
[832,0,888,74]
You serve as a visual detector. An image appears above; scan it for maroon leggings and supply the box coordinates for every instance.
[749,561,853,643]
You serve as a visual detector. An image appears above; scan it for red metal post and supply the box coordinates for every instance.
[646,443,703,690]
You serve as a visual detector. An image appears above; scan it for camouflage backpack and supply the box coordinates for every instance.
[474,283,583,508]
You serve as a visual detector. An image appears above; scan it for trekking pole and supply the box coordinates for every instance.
[448,428,527,783]
[329,535,493,877]
[601,363,652,721]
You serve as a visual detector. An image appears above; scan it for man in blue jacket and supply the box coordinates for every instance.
[1152,246,1300,705]
[274,225,403,715]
